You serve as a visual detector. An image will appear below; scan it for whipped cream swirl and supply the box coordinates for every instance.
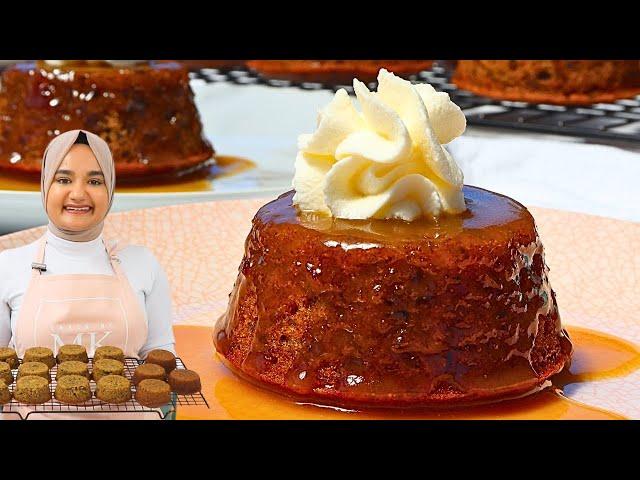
[293,69,467,221]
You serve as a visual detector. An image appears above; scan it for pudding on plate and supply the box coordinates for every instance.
[214,69,572,408]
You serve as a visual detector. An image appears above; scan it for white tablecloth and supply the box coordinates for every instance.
[450,133,640,223]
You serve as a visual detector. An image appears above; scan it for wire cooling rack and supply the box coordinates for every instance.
[1,357,208,420]
[189,63,640,144]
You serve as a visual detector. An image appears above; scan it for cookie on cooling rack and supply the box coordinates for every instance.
[24,347,55,368]
[14,376,51,404]
[93,346,125,363]
[453,60,640,105]
[145,349,176,373]
[135,379,171,407]
[168,369,201,394]
[96,375,132,404]
[0,347,19,369]
[92,359,125,382]
[17,361,51,383]
[57,344,89,364]
[55,375,92,405]
[132,363,166,385]
[0,380,11,404]
[56,361,90,380]
[0,361,13,386]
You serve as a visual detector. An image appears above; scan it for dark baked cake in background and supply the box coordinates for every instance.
[247,60,433,84]
[163,60,245,70]
[453,60,640,105]
[0,61,214,178]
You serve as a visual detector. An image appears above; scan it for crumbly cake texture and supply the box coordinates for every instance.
[453,60,640,105]
[93,346,125,363]
[92,359,125,382]
[135,379,171,407]
[132,363,166,385]
[56,361,90,380]
[95,375,131,404]
[23,347,55,368]
[145,349,177,373]
[54,375,92,405]
[0,362,13,386]
[0,380,10,404]
[57,345,89,364]
[0,347,19,369]
[17,362,51,383]
[168,369,202,394]
[215,187,572,408]
[14,376,51,404]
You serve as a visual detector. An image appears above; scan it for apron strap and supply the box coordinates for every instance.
[104,238,127,279]
[31,236,127,278]
[30,236,48,277]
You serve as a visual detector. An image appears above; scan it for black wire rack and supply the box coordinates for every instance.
[189,63,640,144]
[1,357,208,420]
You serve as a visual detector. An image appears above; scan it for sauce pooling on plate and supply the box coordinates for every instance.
[0,156,255,193]
[176,325,640,420]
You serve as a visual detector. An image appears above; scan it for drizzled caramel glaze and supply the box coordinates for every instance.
[176,325,639,419]
[214,187,572,408]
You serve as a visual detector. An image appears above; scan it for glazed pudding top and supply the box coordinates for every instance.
[258,185,533,246]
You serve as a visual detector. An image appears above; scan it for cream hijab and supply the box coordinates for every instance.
[41,130,116,242]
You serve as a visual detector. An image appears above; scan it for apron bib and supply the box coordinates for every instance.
[5,235,159,420]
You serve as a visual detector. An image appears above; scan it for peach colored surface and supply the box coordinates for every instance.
[1,199,639,418]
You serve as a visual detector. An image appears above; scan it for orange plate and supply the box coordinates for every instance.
[174,325,638,420]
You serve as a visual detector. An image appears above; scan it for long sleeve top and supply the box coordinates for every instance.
[0,230,175,358]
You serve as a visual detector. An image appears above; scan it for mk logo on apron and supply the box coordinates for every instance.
[36,296,126,356]
[50,332,113,356]
[14,236,147,359]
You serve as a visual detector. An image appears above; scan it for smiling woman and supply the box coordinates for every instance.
[42,131,114,241]
[0,129,176,420]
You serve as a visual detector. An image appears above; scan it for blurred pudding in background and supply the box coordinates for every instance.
[453,60,640,105]
[247,60,434,84]
[0,60,214,179]
[159,60,246,70]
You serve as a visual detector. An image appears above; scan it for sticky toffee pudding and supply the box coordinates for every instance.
[0,61,213,178]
